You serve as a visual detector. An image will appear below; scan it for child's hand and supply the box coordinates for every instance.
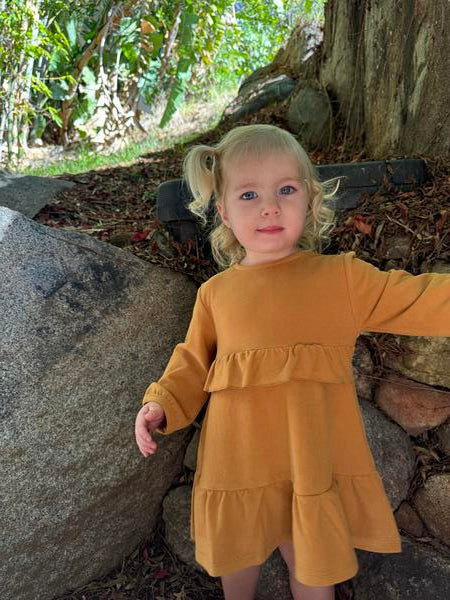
[135,402,166,457]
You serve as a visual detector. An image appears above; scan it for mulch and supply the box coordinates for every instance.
[36,108,448,600]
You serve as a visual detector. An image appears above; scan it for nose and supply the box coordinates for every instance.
[261,197,281,216]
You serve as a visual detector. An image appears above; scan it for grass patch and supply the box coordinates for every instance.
[19,82,238,177]
[21,131,198,177]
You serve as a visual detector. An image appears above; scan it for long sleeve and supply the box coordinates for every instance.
[142,283,217,434]
[343,251,450,336]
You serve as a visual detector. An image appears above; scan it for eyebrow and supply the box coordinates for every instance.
[232,176,304,192]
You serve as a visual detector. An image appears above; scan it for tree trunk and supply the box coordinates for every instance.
[19,0,42,152]
[318,0,450,159]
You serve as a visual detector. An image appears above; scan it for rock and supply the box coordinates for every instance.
[0,170,75,218]
[163,485,202,571]
[436,421,450,455]
[286,86,332,149]
[353,536,450,599]
[222,74,296,122]
[375,373,450,435]
[383,234,412,260]
[383,261,450,389]
[383,335,450,389]
[256,550,291,599]
[0,207,195,600]
[352,336,375,401]
[394,501,426,538]
[413,474,450,547]
[359,398,415,509]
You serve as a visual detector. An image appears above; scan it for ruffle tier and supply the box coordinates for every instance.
[203,343,353,392]
[191,472,401,586]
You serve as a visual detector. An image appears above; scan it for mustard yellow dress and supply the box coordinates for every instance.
[142,249,450,586]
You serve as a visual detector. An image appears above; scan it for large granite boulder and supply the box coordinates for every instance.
[0,207,196,600]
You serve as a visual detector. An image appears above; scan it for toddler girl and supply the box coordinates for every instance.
[135,124,449,600]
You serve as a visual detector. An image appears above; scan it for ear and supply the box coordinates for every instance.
[215,201,230,228]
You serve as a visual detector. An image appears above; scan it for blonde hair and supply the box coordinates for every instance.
[183,124,339,270]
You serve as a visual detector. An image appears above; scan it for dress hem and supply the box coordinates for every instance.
[192,532,400,582]
[194,537,359,586]
[353,538,402,553]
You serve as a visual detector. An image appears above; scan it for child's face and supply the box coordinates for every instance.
[216,151,310,266]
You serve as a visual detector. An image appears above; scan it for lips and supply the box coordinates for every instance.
[257,226,284,232]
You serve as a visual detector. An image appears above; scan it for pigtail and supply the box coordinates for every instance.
[183,145,217,227]
[183,143,246,271]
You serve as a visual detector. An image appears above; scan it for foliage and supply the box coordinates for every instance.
[159,9,198,128]
[0,0,325,165]
[196,0,323,95]
[0,0,70,161]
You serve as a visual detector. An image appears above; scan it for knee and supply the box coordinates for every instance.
[221,564,262,600]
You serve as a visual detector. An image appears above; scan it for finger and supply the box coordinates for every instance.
[136,427,158,451]
[136,429,156,450]
[137,437,158,456]
[135,420,153,443]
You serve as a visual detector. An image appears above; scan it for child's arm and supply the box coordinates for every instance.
[343,251,450,336]
[140,283,216,435]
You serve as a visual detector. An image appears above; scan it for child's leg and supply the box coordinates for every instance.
[221,563,262,600]
[278,540,335,600]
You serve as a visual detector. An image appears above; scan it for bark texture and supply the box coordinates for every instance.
[318,0,450,158]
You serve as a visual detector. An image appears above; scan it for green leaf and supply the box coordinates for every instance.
[71,98,96,127]
[65,17,78,51]
[122,44,139,63]
[118,16,139,41]
[48,47,69,72]
[49,80,70,100]
[81,65,96,87]
[272,0,284,12]
[158,10,198,128]
[149,32,163,57]
[158,57,191,128]
[47,106,63,127]
[31,77,52,98]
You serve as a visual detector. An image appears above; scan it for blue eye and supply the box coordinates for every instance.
[280,185,296,195]
[241,191,257,200]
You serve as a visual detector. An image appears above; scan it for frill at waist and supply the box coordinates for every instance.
[203,342,353,392]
